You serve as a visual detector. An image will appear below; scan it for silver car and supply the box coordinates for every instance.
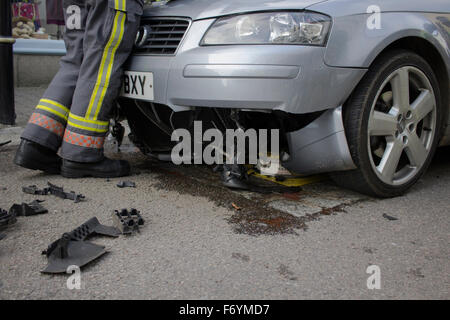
[118,0,450,198]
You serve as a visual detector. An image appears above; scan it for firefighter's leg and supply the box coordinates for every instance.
[15,0,87,173]
[60,0,142,177]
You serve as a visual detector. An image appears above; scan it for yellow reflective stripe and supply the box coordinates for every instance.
[40,99,69,114]
[115,0,126,11]
[85,13,120,119]
[36,105,69,121]
[93,11,126,120]
[86,11,123,120]
[67,121,109,133]
[69,113,109,126]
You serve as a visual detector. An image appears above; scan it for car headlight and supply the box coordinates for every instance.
[201,11,331,46]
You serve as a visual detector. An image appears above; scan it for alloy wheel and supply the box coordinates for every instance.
[367,66,437,186]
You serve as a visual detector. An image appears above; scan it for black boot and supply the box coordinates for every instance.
[14,139,61,174]
[220,163,249,190]
[61,157,131,179]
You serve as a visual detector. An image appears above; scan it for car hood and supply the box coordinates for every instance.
[144,0,328,20]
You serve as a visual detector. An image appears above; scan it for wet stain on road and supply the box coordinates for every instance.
[134,160,363,236]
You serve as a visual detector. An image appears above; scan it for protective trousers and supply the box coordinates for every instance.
[22,0,143,162]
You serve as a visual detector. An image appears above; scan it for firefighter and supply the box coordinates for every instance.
[14,0,144,178]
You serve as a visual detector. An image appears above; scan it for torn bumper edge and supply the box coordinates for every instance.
[283,106,356,175]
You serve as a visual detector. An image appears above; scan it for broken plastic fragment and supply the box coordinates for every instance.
[23,183,85,203]
[47,182,86,203]
[117,181,136,188]
[113,209,145,235]
[383,214,398,221]
[0,208,17,231]
[9,201,48,217]
[42,218,120,274]
[42,234,107,274]
[23,185,50,196]
[43,217,120,256]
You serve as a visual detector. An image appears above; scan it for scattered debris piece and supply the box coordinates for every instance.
[383,213,399,221]
[0,140,12,148]
[44,217,121,247]
[9,201,48,217]
[42,217,120,274]
[0,208,17,231]
[23,182,85,203]
[113,209,145,235]
[408,268,425,279]
[117,181,136,189]
[232,203,242,211]
[42,234,107,274]
[23,185,50,196]
[47,183,86,203]
[0,232,5,240]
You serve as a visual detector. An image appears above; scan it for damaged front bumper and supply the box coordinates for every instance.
[125,19,366,114]
[122,18,363,175]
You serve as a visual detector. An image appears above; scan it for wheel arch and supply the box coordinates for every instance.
[342,36,449,144]
[335,45,444,197]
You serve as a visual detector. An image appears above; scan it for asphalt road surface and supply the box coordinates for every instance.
[0,139,448,300]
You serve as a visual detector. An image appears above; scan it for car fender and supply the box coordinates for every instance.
[321,12,450,72]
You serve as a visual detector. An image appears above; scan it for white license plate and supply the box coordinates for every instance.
[121,71,154,101]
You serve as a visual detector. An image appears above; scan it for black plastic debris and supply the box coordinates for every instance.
[383,214,399,221]
[0,140,12,147]
[43,217,121,250]
[117,181,136,189]
[23,185,50,196]
[42,234,107,274]
[113,209,145,235]
[0,208,17,231]
[48,182,85,203]
[42,217,121,274]
[23,182,85,203]
[9,201,48,217]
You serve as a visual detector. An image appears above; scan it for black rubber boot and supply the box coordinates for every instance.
[14,139,61,174]
[61,157,131,179]
[220,163,249,190]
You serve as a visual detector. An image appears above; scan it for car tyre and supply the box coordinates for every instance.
[333,50,443,198]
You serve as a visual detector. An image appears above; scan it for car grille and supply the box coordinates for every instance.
[134,18,190,55]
